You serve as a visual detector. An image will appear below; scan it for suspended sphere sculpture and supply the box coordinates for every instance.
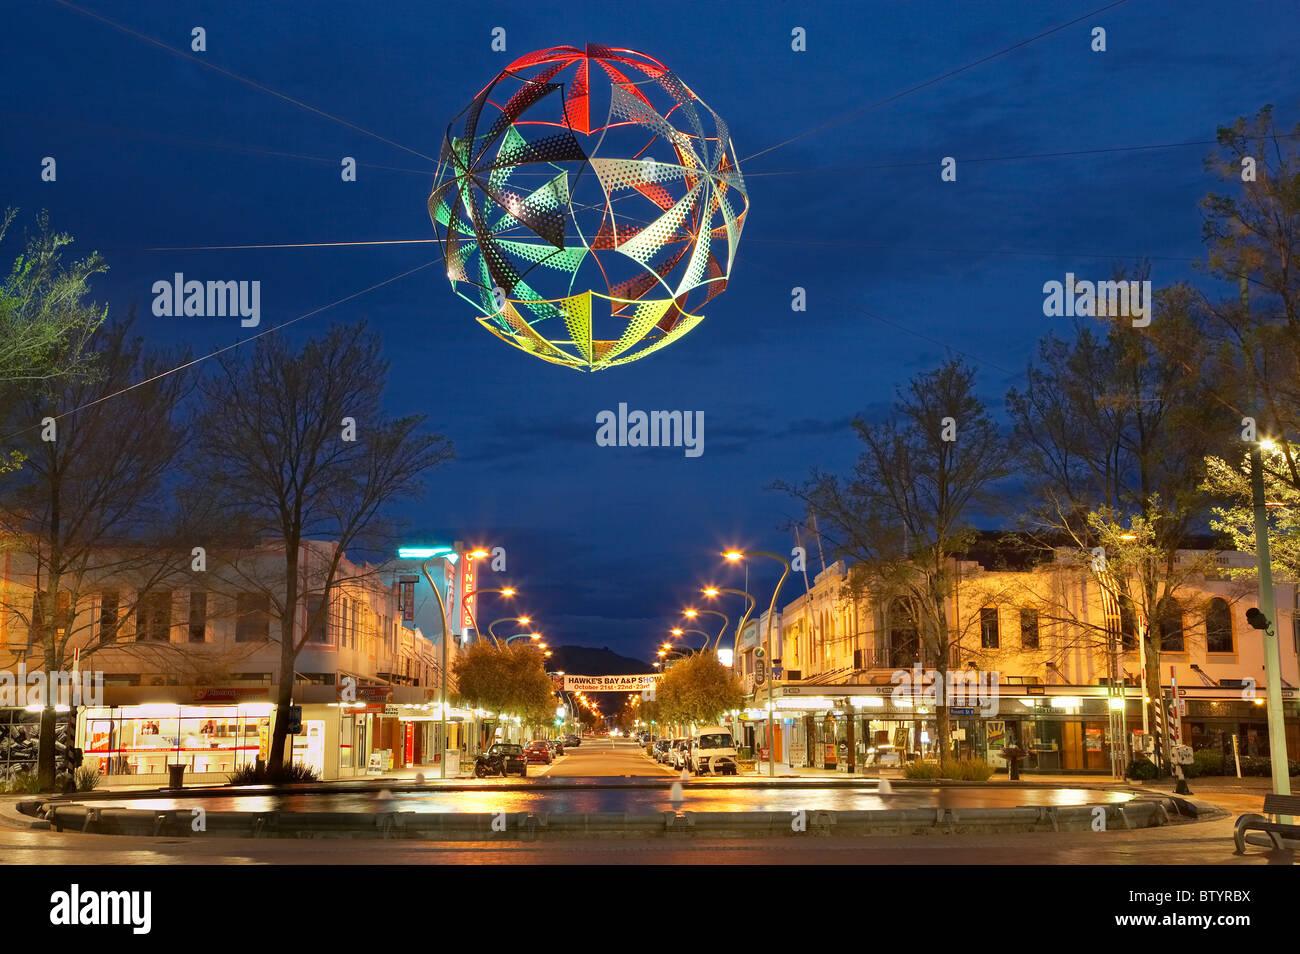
[429,45,748,371]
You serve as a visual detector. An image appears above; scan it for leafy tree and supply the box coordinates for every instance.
[0,209,106,389]
[655,651,744,727]
[780,360,1008,762]
[187,323,452,768]
[453,640,555,727]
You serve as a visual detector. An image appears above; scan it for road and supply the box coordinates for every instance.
[534,737,676,777]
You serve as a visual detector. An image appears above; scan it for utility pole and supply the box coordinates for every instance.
[1241,274,1291,797]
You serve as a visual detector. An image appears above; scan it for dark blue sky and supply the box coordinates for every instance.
[3,0,1297,661]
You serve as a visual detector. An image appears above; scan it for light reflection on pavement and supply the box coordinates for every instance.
[75,785,1133,815]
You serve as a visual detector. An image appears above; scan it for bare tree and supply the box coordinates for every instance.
[779,360,1009,762]
[1006,285,1231,770]
[186,323,453,769]
[0,319,190,788]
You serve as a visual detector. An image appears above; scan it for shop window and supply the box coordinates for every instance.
[980,607,999,649]
[1205,598,1233,654]
[235,592,271,642]
[1156,596,1184,652]
[99,589,120,644]
[188,590,207,643]
[1020,608,1039,649]
[137,590,173,642]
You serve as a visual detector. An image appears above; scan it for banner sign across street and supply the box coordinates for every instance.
[563,674,662,692]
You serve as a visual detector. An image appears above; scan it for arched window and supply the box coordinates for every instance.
[1206,598,1233,654]
[887,599,920,669]
[1156,596,1184,653]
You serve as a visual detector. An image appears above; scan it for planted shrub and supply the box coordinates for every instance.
[1126,759,1157,780]
[227,761,320,785]
[902,759,993,781]
[75,767,102,792]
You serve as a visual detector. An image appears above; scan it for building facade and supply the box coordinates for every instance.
[0,539,481,784]
[739,550,1300,774]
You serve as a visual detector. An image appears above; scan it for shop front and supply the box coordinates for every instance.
[80,700,274,785]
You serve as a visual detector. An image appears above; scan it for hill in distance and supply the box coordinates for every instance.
[548,645,651,676]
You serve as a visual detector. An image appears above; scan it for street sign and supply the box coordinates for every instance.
[755,647,766,659]
[754,658,767,686]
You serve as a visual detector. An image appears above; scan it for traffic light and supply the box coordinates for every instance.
[285,705,303,735]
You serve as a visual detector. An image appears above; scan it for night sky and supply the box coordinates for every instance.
[3,0,1296,662]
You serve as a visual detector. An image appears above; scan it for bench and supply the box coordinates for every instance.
[1233,793,1300,854]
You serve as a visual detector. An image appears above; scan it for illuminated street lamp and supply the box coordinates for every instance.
[724,549,791,777]
[704,585,758,657]
[683,607,729,647]
[489,615,534,644]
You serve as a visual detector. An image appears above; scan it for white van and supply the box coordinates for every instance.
[689,726,738,776]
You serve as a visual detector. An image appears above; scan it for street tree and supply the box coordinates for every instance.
[655,651,744,727]
[780,360,1008,762]
[0,318,190,788]
[1007,286,1231,770]
[453,640,556,732]
[0,209,106,390]
[186,323,453,770]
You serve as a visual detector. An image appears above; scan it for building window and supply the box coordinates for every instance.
[306,597,328,644]
[1020,608,1039,649]
[887,599,920,669]
[99,590,120,644]
[1156,596,1184,653]
[1206,598,1233,654]
[980,607,1000,649]
[188,591,207,643]
[137,590,173,642]
[235,593,271,642]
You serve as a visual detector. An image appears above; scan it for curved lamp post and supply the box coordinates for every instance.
[704,586,757,659]
[683,607,729,648]
[724,550,791,777]
[488,615,532,644]
[671,627,712,653]
[462,582,517,647]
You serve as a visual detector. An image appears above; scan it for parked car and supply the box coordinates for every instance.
[524,740,553,765]
[546,739,565,757]
[688,727,739,776]
[474,742,527,778]
[564,734,581,747]
[670,739,690,770]
[653,739,673,763]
